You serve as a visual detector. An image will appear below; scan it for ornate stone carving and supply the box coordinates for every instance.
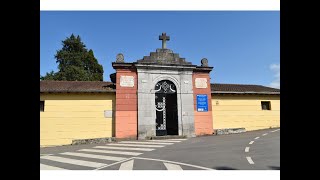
[195,78,207,88]
[116,53,124,62]
[201,58,208,67]
[120,76,134,87]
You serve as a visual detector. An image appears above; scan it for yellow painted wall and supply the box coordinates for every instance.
[40,93,115,147]
[212,95,280,131]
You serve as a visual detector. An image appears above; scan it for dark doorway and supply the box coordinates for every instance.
[155,80,178,136]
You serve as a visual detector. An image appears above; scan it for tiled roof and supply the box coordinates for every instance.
[40,81,279,95]
[40,81,115,93]
[211,83,280,94]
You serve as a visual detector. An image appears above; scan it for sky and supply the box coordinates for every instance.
[40,11,280,88]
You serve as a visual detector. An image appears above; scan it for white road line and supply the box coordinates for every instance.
[40,154,53,156]
[94,146,155,151]
[271,129,280,132]
[108,143,164,148]
[254,137,260,140]
[246,157,255,164]
[119,141,173,145]
[163,162,183,170]
[60,152,127,161]
[78,149,142,156]
[94,157,134,170]
[245,147,250,152]
[134,157,214,170]
[40,155,106,168]
[249,141,254,145]
[119,160,134,170]
[262,133,268,136]
[146,140,182,143]
[40,163,65,170]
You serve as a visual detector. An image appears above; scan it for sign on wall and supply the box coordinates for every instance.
[120,76,134,87]
[195,78,207,88]
[197,94,208,112]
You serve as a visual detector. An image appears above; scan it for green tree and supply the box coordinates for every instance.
[41,34,104,81]
[40,71,58,80]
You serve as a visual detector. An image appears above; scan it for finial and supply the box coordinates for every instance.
[201,58,208,67]
[116,53,124,62]
[159,33,170,49]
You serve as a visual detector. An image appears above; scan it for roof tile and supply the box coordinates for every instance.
[40,81,280,94]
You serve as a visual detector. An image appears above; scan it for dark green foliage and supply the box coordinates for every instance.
[41,34,104,81]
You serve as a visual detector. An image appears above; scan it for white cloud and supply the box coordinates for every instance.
[269,63,280,89]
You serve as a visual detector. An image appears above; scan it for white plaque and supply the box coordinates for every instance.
[195,78,207,88]
[120,76,134,87]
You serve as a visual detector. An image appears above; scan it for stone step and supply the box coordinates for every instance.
[145,135,187,140]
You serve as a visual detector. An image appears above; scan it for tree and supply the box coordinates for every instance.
[40,71,58,80]
[41,34,104,81]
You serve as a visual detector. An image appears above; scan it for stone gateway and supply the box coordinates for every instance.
[112,33,214,139]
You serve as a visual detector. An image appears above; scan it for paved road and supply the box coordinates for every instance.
[40,128,280,170]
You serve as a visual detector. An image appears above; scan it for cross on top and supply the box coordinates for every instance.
[159,33,170,49]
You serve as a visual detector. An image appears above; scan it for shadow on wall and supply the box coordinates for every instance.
[112,98,116,137]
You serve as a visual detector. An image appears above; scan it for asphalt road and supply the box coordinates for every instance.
[40,128,280,170]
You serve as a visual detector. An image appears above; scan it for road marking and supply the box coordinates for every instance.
[119,160,134,170]
[163,162,183,170]
[109,143,164,148]
[60,152,127,161]
[246,157,255,164]
[134,157,215,170]
[249,141,254,145]
[94,146,155,151]
[40,163,65,170]
[271,129,280,132]
[119,141,173,145]
[40,154,53,156]
[94,157,134,170]
[262,133,268,136]
[78,149,142,156]
[254,137,260,140]
[40,155,106,168]
[245,147,250,152]
[146,140,182,143]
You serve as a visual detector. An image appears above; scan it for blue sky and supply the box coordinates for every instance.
[40,11,279,88]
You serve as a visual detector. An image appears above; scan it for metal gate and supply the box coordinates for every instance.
[155,80,178,136]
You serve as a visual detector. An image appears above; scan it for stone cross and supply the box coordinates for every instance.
[159,33,170,49]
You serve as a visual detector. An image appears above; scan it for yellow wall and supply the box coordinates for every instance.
[212,95,280,131]
[40,93,115,147]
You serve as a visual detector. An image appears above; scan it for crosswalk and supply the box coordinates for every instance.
[40,138,187,170]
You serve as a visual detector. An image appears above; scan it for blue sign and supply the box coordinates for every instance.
[197,94,208,112]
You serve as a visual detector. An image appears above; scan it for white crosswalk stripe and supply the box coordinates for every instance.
[60,152,127,161]
[108,143,164,148]
[40,163,65,170]
[78,149,142,156]
[119,160,134,170]
[119,141,173,145]
[40,138,187,170]
[41,155,106,168]
[163,162,183,170]
[94,146,155,152]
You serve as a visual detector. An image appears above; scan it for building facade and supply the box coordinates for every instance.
[40,33,280,146]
